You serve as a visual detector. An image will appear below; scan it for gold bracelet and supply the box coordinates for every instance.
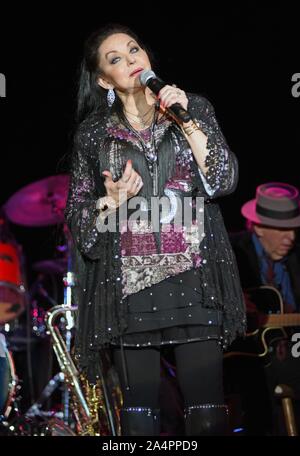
[182,120,201,136]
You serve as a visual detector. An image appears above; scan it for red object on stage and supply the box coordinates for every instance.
[0,242,22,284]
[0,214,26,323]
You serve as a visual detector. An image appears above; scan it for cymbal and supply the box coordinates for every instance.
[33,258,68,275]
[4,174,70,226]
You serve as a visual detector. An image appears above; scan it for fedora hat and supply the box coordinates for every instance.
[241,182,300,228]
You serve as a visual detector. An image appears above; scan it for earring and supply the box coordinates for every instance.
[107,88,115,107]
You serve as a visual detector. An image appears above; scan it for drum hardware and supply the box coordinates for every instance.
[0,411,75,436]
[25,372,65,420]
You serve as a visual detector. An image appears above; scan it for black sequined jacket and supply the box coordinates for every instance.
[65,93,246,381]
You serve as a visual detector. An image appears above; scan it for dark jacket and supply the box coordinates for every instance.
[230,230,300,311]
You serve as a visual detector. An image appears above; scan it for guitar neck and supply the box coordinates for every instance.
[262,313,300,327]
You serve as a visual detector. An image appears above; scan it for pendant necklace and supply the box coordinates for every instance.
[123,104,160,196]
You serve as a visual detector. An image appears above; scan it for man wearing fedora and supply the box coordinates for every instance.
[229,182,300,435]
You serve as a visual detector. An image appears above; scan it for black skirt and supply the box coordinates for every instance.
[112,268,222,347]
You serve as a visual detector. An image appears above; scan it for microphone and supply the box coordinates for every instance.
[139,70,191,123]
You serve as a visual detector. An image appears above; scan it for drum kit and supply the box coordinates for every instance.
[0,174,76,434]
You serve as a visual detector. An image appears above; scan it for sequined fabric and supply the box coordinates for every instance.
[104,114,200,296]
[116,267,223,348]
[65,93,246,382]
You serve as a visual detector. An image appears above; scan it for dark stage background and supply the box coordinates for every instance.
[0,4,299,282]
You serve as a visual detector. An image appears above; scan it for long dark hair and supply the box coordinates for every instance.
[76,23,153,125]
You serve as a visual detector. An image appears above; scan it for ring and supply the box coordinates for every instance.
[176,90,181,96]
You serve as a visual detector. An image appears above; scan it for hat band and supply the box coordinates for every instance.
[256,204,300,220]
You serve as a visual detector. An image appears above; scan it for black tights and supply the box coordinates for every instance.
[112,340,224,408]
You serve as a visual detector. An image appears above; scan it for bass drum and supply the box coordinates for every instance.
[0,333,17,418]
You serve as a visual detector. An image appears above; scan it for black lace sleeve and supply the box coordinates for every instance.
[189,95,239,198]
[64,129,106,260]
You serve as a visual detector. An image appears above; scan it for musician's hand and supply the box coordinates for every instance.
[102,160,143,207]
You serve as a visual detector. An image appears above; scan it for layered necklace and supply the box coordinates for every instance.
[123,104,155,129]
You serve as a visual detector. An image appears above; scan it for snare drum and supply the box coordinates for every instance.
[0,241,26,324]
[0,333,17,418]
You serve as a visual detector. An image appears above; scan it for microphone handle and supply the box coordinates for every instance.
[167,103,191,123]
[147,78,191,123]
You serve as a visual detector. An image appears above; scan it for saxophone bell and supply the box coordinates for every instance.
[45,304,122,435]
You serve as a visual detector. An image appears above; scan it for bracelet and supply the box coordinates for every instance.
[182,120,201,136]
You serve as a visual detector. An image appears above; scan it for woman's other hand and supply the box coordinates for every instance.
[102,159,143,207]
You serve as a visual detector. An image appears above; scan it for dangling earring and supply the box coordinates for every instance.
[107,88,115,107]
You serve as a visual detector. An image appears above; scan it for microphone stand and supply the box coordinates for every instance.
[61,223,75,426]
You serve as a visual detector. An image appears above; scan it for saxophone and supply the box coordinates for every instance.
[45,305,122,436]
